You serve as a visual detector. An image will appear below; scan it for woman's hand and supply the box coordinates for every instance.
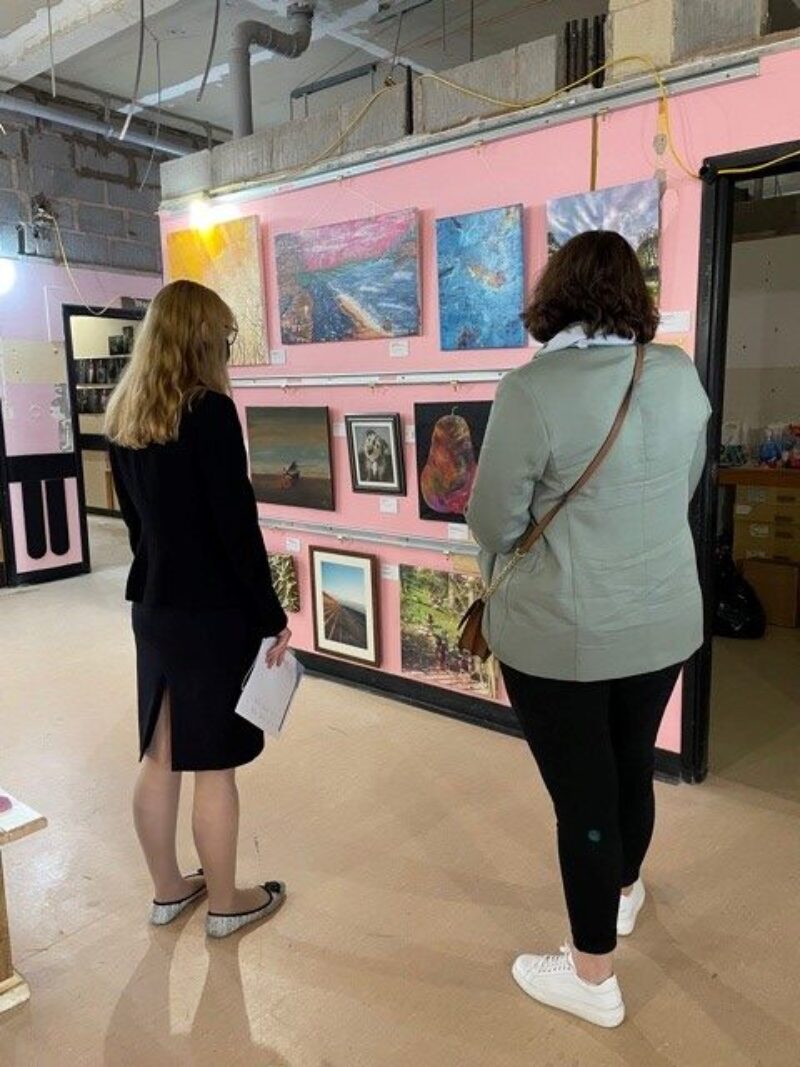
[266,627,292,669]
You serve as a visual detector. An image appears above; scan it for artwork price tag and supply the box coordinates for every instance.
[389,339,409,358]
[270,349,287,365]
[285,537,302,553]
[379,497,399,515]
[333,422,346,438]
[381,563,400,581]
[447,524,471,542]
[658,310,691,334]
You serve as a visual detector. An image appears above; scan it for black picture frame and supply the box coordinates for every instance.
[414,401,493,523]
[344,413,406,496]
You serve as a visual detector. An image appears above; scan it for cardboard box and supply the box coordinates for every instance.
[734,521,800,563]
[742,559,800,628]
[736,484,800,508]
[734,501,800,525]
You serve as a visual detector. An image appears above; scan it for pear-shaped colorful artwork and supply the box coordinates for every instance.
[415,401,492,522]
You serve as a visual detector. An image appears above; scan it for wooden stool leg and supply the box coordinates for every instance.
[0,851,31,1013]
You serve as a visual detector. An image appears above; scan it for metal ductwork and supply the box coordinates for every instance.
[0,91,191,158]
[230,3,315,139]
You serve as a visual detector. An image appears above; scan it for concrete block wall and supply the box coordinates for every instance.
[607,0,770,76]
[0,112,163,274]
[414,36,559,136]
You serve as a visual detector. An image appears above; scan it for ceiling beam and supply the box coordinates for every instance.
[122,0,432,117]
[0,0,184,90]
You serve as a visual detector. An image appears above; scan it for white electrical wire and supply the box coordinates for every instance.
[120,0,146,142]
[45,211,123,316]
[46,0,57,97]
[137,31,162,191]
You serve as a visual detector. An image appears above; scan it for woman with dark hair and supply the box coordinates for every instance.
[467,231,710,1027]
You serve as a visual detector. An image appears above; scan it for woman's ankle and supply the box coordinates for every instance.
[573,946,614,984]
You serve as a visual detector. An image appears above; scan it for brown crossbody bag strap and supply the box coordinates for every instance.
[458,343,645,662]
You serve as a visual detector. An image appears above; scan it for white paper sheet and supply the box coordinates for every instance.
[235,638,303,737]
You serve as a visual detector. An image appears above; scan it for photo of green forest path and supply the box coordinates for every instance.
[400,566,497,698]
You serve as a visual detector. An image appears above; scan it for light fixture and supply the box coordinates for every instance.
[188,195,240,232]
[0,258,16,296]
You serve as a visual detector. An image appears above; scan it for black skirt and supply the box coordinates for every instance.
[133,603,264,772]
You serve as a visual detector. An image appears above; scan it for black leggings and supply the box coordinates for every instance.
[501,662,683,955]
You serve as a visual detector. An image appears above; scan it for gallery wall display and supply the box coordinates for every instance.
[246,406,335,511]
[436,204,526,350]
[165,215,268,367]
[546,178,661,296]
[270,552,301,614]
[275,209,421,344]
[310,547,380,666]
[415,402,493,523]
[399,565,496,698]
[345,414,406,495]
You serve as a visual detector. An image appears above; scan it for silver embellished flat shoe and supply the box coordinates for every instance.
[150,870,207,926]
[206,881,286,939]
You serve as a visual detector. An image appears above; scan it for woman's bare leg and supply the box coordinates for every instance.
[192,769,268,914]
[133,693,197,901]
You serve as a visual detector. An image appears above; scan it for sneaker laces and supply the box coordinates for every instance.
[528,944,575,976]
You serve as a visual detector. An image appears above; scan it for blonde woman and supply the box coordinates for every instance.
[106,280,291,938]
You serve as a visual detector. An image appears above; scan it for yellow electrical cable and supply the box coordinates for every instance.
[716,146,800,175]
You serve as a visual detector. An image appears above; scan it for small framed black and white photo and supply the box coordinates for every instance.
[345,413,406,496]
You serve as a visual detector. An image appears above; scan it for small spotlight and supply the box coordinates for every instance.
[0,258,16,296]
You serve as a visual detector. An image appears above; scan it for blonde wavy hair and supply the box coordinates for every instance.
[105,279,234,448]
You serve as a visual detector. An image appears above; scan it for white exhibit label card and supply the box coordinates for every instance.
[658,310,692,334]
[381,563,400,581]
[389,339,409,358]
[285,537,302,553]
[270,349,287,365]
[405,424,416,444]
[447,523,471,542]
[333,421,346,438]
[380,497,399,514]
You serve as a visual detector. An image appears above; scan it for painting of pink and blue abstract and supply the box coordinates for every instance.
[436,205,526,351]
[275,209,420,344]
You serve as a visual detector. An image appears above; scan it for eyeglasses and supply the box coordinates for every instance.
[225,325,238,363]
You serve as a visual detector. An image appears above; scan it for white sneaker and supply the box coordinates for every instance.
[511,945,625,1028]
[617,879,646,936]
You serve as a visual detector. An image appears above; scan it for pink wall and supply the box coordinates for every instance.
[0,259,160,577]
[162,48,800,753]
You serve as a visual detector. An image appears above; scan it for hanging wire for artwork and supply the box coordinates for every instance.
[120,0,146,142]
[138,30,162,191]
[197,0,222,102]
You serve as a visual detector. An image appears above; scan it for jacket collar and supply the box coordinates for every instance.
[539,324,635,354]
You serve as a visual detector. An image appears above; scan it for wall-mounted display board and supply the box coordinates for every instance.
[0,336,89,586]
[62,306,145,519]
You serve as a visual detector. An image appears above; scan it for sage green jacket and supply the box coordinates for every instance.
[467,343,711,681]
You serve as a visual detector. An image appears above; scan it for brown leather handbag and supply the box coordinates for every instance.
[458,344,645,662]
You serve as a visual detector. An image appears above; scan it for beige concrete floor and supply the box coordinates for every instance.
[1,518,799,1067]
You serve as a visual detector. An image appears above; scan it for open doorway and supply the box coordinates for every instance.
[688,141,800,797]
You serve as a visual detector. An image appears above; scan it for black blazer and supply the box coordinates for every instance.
[109,391,287,638]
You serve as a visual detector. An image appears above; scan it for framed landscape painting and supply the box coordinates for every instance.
[165,215,268,366]
[345,413,406,495]
[275,209,421,343]
[436,204,526,350]
[246,406,334,511]
[546,178,661,296]
[414,402,493,523]
[399,565,496,698]
[310,548,380,666]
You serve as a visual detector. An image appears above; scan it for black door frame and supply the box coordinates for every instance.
[681,137,800,783]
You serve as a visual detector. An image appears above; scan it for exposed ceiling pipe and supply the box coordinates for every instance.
[230,3,315,139]
[0,91,191,157]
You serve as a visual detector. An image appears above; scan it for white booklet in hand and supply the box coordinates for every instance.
[235,638,303,737]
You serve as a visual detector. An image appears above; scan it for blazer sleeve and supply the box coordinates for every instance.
[108,446,141,556]
[467,372,550,556]
[195,394,287,638]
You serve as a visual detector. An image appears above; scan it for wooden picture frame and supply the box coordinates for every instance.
[344,413,406,496]
[309,546,381,666]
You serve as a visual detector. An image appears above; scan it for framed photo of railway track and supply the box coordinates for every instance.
[309,547,380,666]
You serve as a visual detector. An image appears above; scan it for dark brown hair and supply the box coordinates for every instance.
[522,230,658,345]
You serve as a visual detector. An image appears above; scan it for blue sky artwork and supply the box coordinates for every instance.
[436,205,526,351]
